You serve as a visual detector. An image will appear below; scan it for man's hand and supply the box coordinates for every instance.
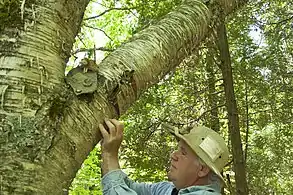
[99,119,124,154]
[99,119,124,175]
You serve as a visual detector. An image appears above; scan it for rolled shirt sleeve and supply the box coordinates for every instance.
[101,169,153,195]
[101,169,220,195]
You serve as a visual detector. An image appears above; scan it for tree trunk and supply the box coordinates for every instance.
[244,81,249,163]
[1,0,91,194]
[206,40,221,132]
[0,0,248,194]
[216,20,249,195]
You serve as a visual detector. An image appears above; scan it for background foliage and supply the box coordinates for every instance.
[69,0,293,194]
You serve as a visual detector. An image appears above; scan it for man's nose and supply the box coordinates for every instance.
[170,150,179,161]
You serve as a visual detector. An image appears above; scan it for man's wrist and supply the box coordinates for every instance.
[102,151,119,158]
[101,151,120,176]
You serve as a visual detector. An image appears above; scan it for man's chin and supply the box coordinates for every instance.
[167,171,174,181]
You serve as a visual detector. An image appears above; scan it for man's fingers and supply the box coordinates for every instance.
[110,119,124,135]
[99,119,124,153]
[99,124,109,139]
[105,119,116,135]
[100,119,123,139]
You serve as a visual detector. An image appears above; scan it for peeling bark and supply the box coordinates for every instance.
[0,0,91,194]
[0,0,248,194]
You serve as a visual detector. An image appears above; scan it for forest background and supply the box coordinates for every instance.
[1,0,292,194]
[69,0,293,195]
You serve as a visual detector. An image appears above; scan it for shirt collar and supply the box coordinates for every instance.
[178,183,221,194]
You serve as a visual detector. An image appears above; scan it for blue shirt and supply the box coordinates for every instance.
[101,169,221,195]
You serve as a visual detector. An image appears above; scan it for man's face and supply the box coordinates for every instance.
[167,140,207,189]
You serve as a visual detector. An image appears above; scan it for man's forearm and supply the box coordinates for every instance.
[101,152,120,176]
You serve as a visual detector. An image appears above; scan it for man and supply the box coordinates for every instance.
[99,119,229,195]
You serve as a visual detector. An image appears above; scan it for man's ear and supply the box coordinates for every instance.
[198,165,210,178]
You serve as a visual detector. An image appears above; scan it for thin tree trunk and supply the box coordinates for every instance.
[0,0,248,194]
[206,41,220,132]
[205,42,225,195]
[244,81,249,163]
[216,20,249,195]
